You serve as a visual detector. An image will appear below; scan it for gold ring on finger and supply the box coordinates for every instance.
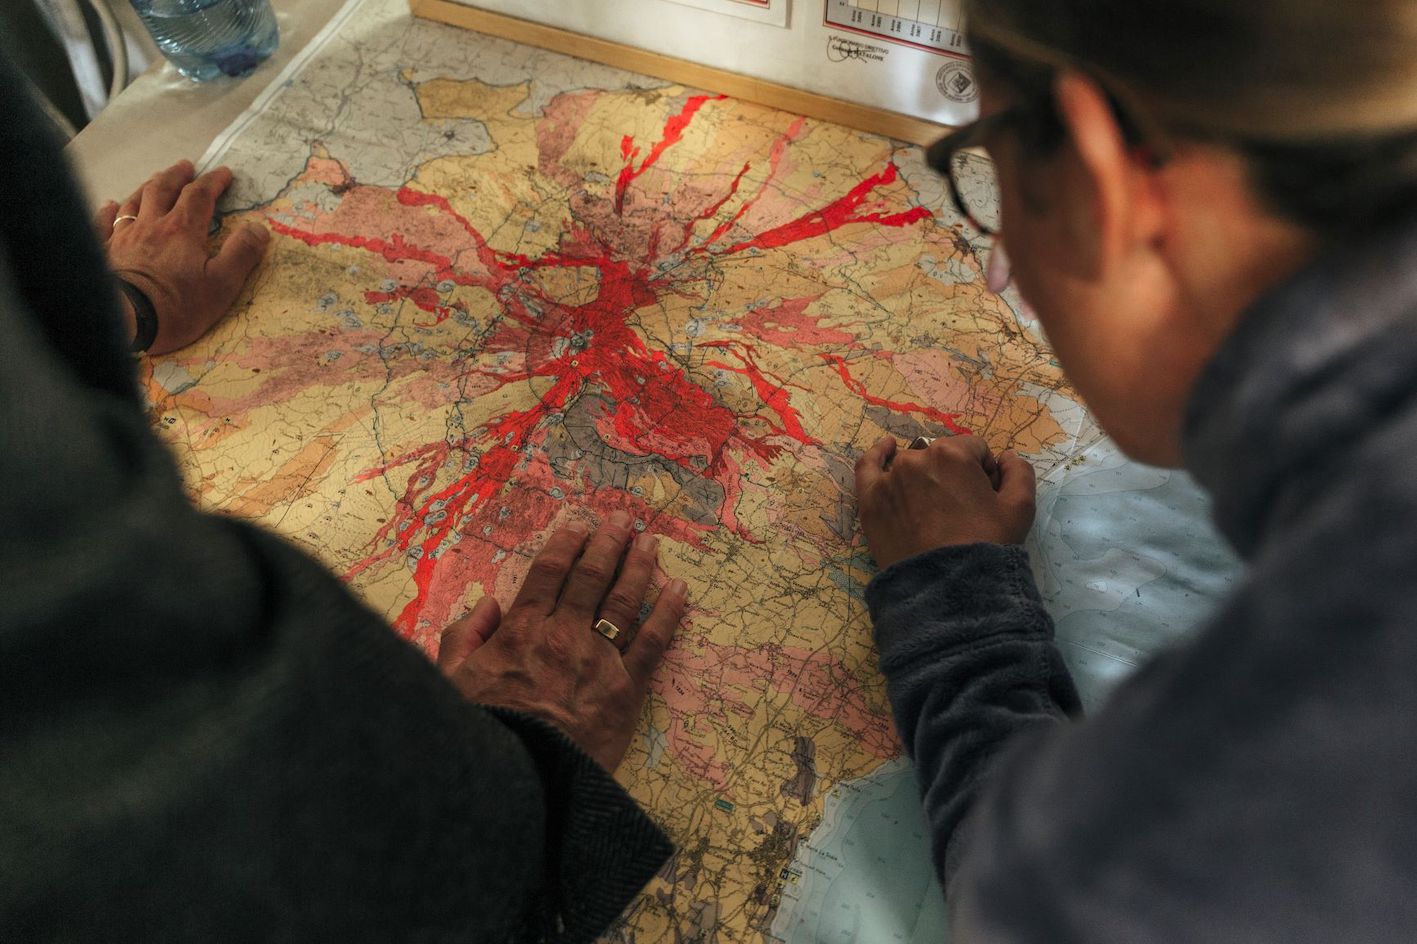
[593,618,624,645]
[908,436,934,450]
[112,214,139,229]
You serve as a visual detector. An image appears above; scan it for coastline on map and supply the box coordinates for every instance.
[768,757,948,944]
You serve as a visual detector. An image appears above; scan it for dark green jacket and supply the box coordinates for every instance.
[0,52,668,943]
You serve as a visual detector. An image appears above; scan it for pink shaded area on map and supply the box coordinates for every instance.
[246,93,950,647]
[655,637,899,792]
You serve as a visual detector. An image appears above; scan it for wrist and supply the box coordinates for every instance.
[113,272,160,354]
[866,543,1042,649]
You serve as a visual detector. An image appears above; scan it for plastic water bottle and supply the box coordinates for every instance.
[128,0,280,82]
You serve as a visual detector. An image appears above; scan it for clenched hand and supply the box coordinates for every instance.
[855,435,1036,570]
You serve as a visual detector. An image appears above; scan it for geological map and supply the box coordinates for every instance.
[142,0,1240,940]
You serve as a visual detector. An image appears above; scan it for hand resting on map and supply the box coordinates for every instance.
[437,511,689,772]
[855,434,1036,570]
[95,160,269,355]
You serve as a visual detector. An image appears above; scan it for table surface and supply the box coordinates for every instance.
[66,0,350,208]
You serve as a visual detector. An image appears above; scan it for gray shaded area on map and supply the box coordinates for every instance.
[206,0,669,210]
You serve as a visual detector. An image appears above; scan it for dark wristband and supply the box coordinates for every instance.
[116,277,158,353]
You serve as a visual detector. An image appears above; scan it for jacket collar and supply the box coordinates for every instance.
[1182,214,1417,557]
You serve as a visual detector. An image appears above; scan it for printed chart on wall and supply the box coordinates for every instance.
[824,0,967,57]
[666,0,790,28]
[156,0,1240,939]
[823,0,980,110]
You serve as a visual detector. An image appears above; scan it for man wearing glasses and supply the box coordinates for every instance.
[853,2,1417,941]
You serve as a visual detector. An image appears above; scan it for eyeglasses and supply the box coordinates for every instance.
[925,90,1172,239]
[925,109,1020,237]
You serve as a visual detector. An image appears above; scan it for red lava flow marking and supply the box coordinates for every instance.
[264,95,954,636]
[615,94,725,213]
[822,353,971,435]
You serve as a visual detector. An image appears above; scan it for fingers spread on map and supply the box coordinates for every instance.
[855,434,1038,568]
[210,222,272,302]
[446,516,689,772]
[623,579,687,697]
[173,166,234,227]
[103,160,271,355]
[560,510,636,617]
[135,159,195,220]
[508,524,590,617]
[597,530,662,654]
[436,595,502,673]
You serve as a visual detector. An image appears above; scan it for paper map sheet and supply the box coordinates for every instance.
[143,0,1240,939]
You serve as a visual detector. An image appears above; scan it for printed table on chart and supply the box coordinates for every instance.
[824,0,966,54]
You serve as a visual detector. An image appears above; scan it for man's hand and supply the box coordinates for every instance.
[436,512,689,773]
[855,435,1037,570]
[96,160,269,355]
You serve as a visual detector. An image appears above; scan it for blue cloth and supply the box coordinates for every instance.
[869,217,1417,941]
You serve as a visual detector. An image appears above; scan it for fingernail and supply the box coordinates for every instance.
[609,510,631,530]
[248,223,271,243]
[636,532,659,554]
[668,578,688,599]
[565,521,589,536]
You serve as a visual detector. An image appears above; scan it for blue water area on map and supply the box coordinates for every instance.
[774,448,1242,943]
[1036,463,1241,711]
[770,758,947,943]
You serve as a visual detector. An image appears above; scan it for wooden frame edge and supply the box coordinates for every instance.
[409,0,948,146]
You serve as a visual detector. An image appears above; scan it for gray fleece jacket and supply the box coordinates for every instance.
[868,217,1417,942]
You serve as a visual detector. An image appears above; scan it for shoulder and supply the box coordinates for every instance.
[951,417,1417,941]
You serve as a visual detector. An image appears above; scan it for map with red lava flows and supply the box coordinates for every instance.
[145,2,1089,939]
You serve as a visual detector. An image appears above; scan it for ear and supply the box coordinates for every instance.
[1052,71,1166,277]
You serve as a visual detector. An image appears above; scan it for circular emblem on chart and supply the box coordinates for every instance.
[936,62,979,103]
